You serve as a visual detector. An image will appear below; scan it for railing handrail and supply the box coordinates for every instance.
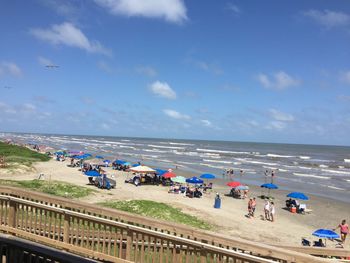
[0,187,339,262]
[0,195,285,263]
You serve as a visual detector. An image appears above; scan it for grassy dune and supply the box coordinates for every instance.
[99,200,213,230]
[0,142,50,167]
[0,179,95,199]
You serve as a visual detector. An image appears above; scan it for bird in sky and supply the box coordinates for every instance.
[45,64,59,68]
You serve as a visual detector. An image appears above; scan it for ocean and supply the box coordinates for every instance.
[1,132,350,203]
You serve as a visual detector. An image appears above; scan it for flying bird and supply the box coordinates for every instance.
[46,64,59,68]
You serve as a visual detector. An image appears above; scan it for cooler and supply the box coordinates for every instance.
[290,207,297,213]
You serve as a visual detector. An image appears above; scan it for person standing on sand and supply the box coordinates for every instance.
[334,219,349,244]
[264,200,270,221]
[270,202,275,222]
[247,198,253,218]
[251,198,257,218]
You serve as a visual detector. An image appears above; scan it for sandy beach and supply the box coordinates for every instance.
[1,158,349,249]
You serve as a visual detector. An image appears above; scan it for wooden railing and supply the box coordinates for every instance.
[0,233,98,263]
[0,187,341,263]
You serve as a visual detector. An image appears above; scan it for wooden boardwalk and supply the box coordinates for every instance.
[0,186,347,263]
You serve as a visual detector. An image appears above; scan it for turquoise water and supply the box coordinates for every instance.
[2,132,350,203]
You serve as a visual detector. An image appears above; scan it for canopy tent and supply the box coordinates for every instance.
[129,165,156,173]
[287,192,309,200]
[172,176,186,184]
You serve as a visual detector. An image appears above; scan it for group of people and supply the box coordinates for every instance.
[263,200,276,222]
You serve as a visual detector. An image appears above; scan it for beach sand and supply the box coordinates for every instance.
[1,159,349,249]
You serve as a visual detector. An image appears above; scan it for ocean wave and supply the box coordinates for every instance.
[244,160,278,166]
[327,186,345,191]
[344,159,350,163]
[199,163,226,170]
[299,156,310,160]
[263,166,289,172]
[321,169,350,175]
[143,149,168,153]
[298,166,312,170]
[293,173,330,179]
[202,159,232,164]
[196,148,251,155]
[148,144,185,150]
[159,141,194,146]
[267,153,294,158]
[319,164,329,168]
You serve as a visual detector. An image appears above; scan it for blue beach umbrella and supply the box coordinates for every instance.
[132,163,140,167]
[287,192,309,200]
[312,229,339,239]
[186,177,204,184]
[84,170,101,177]
[104,159,111,163]
[200,173,216,179]
[260,183,278,189]
[155,169,167,176]
[114,160,127,165]
[95,155,104,159]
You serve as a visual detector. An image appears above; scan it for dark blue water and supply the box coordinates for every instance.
[1,132,350,203]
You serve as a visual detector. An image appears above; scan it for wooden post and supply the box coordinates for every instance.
[8,199,17,228]
[63,213,70,244]
[125,228,132,260]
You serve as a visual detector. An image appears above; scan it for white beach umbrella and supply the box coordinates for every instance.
[129,165,156,173]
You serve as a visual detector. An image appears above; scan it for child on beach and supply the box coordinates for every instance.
[334,219,349,244]
[247,198,253,218]
[251,198,256,218]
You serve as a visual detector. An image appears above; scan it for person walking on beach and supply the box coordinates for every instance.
[270,202,275,222]
[251,197,257,218]
[264,200,270,221]
[247,198,253,218]
[334,219,349,244]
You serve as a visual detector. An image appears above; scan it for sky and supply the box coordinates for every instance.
[1,0,350,146]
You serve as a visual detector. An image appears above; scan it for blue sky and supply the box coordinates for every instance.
[1,0,350,145]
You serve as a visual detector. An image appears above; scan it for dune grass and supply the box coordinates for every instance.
[0,179,95,199]
[0,142,50,167]
[99,200,213,230]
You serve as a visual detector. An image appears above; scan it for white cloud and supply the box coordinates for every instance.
[38,56,53,66]
[136,66,157,77]
[340,71,350,85]
[101,123,111,130]
[163,109,190,120]
[23,103,36,111]
[266,121,286,130]
[269,109,294,122]
[30,22,111,56]
[0,62,22,77]
[201,119,212,127]
[94,0,187,24]
[227,3,240,15]
[0,102,16,114]
[149,81,176,99]
[257,71,299,90]
[303,9,350,28]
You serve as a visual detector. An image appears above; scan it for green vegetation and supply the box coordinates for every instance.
[0,179,95,199]
[99,200,213,230]
[0,141,50,167]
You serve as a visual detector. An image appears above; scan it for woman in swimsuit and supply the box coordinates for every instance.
[335,219,349,243]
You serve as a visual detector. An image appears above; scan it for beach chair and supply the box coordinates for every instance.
[301,238,311,246]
